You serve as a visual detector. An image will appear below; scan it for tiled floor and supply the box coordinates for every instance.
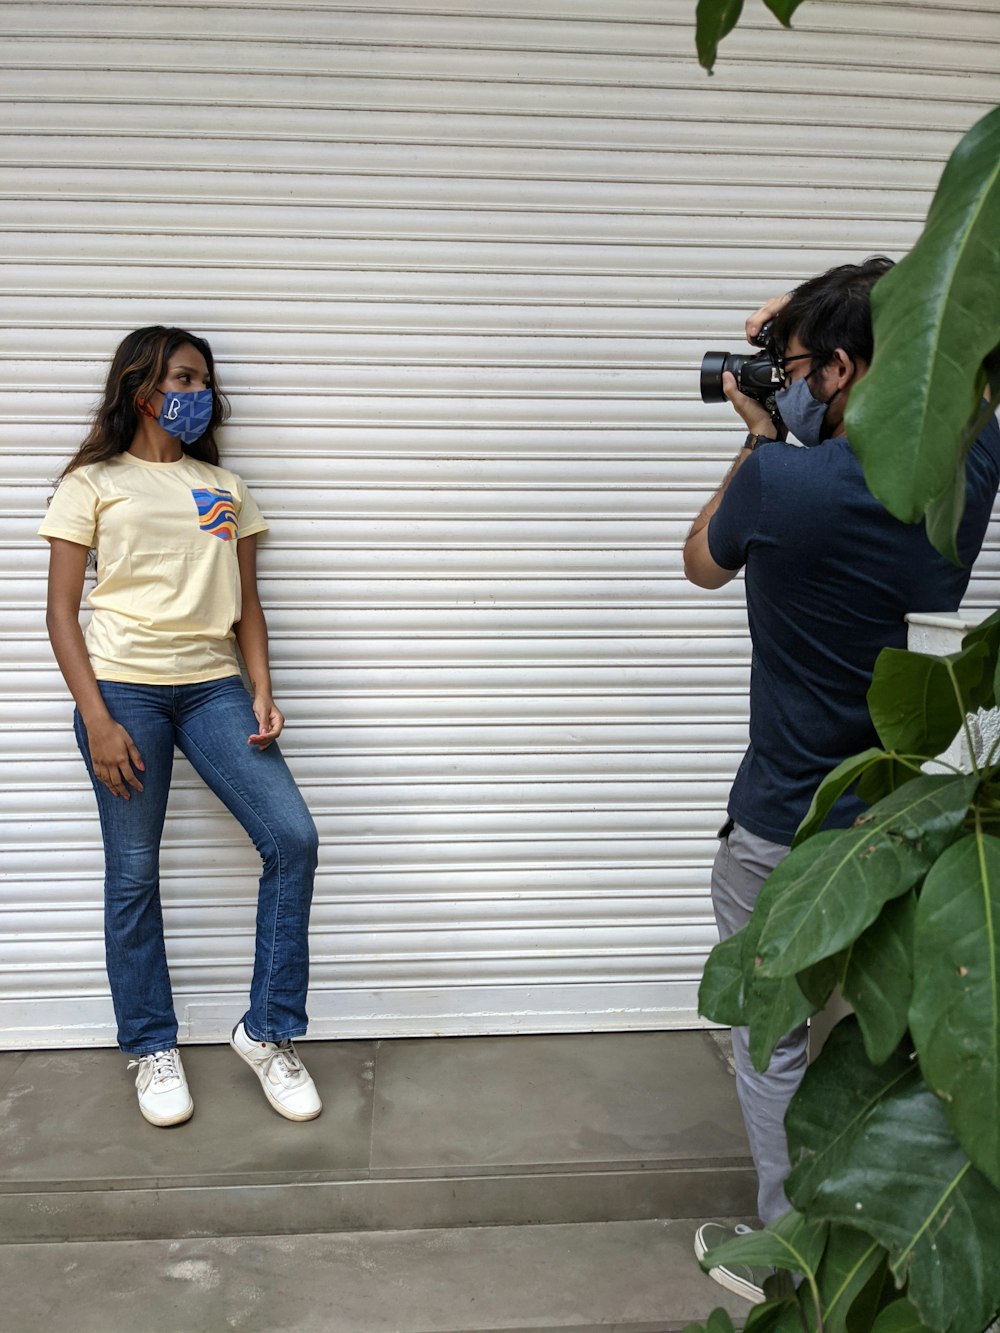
[0,1030,756,1330]
[1,1031,750,1186]
[368,1032,748,1172]
[1,1221,753,1332]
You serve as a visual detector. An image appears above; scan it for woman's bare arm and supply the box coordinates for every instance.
[46,537,143,797]
[234,534,283,750]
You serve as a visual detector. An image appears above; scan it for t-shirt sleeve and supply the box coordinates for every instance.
[235,479,268,539]
[37,469,99,546]
[706,452,764,572]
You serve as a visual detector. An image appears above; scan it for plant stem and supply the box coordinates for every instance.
[807,1273,824,1331]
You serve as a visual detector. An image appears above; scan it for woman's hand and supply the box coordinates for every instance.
[44,538,145,799]
[249,694,284,750]
[85,715,144,798]
[234,537,282,750]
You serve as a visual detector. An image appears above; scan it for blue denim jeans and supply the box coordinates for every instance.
[74,675,319,1056]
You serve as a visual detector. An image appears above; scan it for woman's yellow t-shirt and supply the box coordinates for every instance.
[38,452,268,685]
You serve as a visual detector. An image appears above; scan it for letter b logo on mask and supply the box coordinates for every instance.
[157,389,213,445]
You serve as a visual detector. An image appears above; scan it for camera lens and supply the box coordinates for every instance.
[700,351,748,403]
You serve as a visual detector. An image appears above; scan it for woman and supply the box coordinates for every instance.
[39,326,321,1127]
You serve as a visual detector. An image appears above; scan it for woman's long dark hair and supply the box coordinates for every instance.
[59,326,230,479]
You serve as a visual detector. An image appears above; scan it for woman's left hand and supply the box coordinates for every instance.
[249,694,284,749]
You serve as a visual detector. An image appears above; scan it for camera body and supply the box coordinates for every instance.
[700,321,783,425]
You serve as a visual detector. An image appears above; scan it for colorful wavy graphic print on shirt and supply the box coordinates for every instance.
[192,488,238,541]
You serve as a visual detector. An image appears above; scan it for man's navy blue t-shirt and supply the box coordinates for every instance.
[707,417,1000,846]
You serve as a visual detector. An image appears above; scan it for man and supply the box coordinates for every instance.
[684,257,1000,1303]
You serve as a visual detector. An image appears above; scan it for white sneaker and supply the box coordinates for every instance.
[694,1221,769,1303]
[230,1022,322,1121]
[126,1048,194,1127]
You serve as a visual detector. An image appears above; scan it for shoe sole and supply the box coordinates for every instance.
[230,1035,322,1122]
[138,1098,194,1128]
[694,1227,765,1304]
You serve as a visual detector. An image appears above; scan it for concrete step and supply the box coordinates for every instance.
[0,1032,755,1244]
[1,1220,751,1332]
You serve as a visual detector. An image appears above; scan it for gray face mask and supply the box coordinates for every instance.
[774,375,831,448]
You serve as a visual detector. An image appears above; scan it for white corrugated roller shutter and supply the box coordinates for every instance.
[2,0,999,1046]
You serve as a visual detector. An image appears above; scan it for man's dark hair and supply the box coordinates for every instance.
[771,255,895,374]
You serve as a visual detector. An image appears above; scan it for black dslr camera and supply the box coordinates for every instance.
[700,321,783,427]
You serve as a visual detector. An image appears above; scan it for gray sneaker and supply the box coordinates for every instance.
[694,1221,771,1304]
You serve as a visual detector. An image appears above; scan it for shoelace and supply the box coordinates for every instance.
[730,1222,776,1281]
[127,1049,181,1085]
[271,1041,304,1080]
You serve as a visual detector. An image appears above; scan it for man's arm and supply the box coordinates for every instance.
[683,443,758,588]
[683,371,778,589]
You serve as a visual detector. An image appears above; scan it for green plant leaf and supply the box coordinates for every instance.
[743,859,819,1071]
[681,1311,737,1333]
[747,969,815,1073]
[977,582,1000,710]
[755,775,977,979]
[698,927,750,1026]
[705,1313,737,1333]
[798,950,847,1008]
[695,0,805,68]
[794,747,888,847]
[762,0,807,24]
[979,782,1000,842]
[698,919,816,1076]
[962,605,1000,653]
[910,830,1000,1191]
[810,1224,888,1333]
[846,1254,896,1332]
[845,106,1000,553]
[745,1292,806,1332]
[856,756,921,806]
[785,1018,918,1208]
[698,859,817,1071]
[962,608,1000,713]
[695,0,744,71]
[787,1022,1000,1332]
[698,922,746,1023]
[922,455,967,566]
[867,643,992,756]
[870,1301,936,1333]
[843,891,916,1065]
[763,1269,799,1302]
[700,1208,828,1279]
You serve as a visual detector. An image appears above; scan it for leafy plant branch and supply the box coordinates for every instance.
[690,634,1000,1332]
[685,11,1000,1333]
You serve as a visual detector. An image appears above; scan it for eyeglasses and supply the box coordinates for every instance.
[777,351,816,388]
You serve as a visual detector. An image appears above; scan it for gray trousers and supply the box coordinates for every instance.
[710,821,806,1225]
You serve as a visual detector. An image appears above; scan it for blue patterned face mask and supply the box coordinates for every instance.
[157,388,214,445]
[774,374,836,448]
